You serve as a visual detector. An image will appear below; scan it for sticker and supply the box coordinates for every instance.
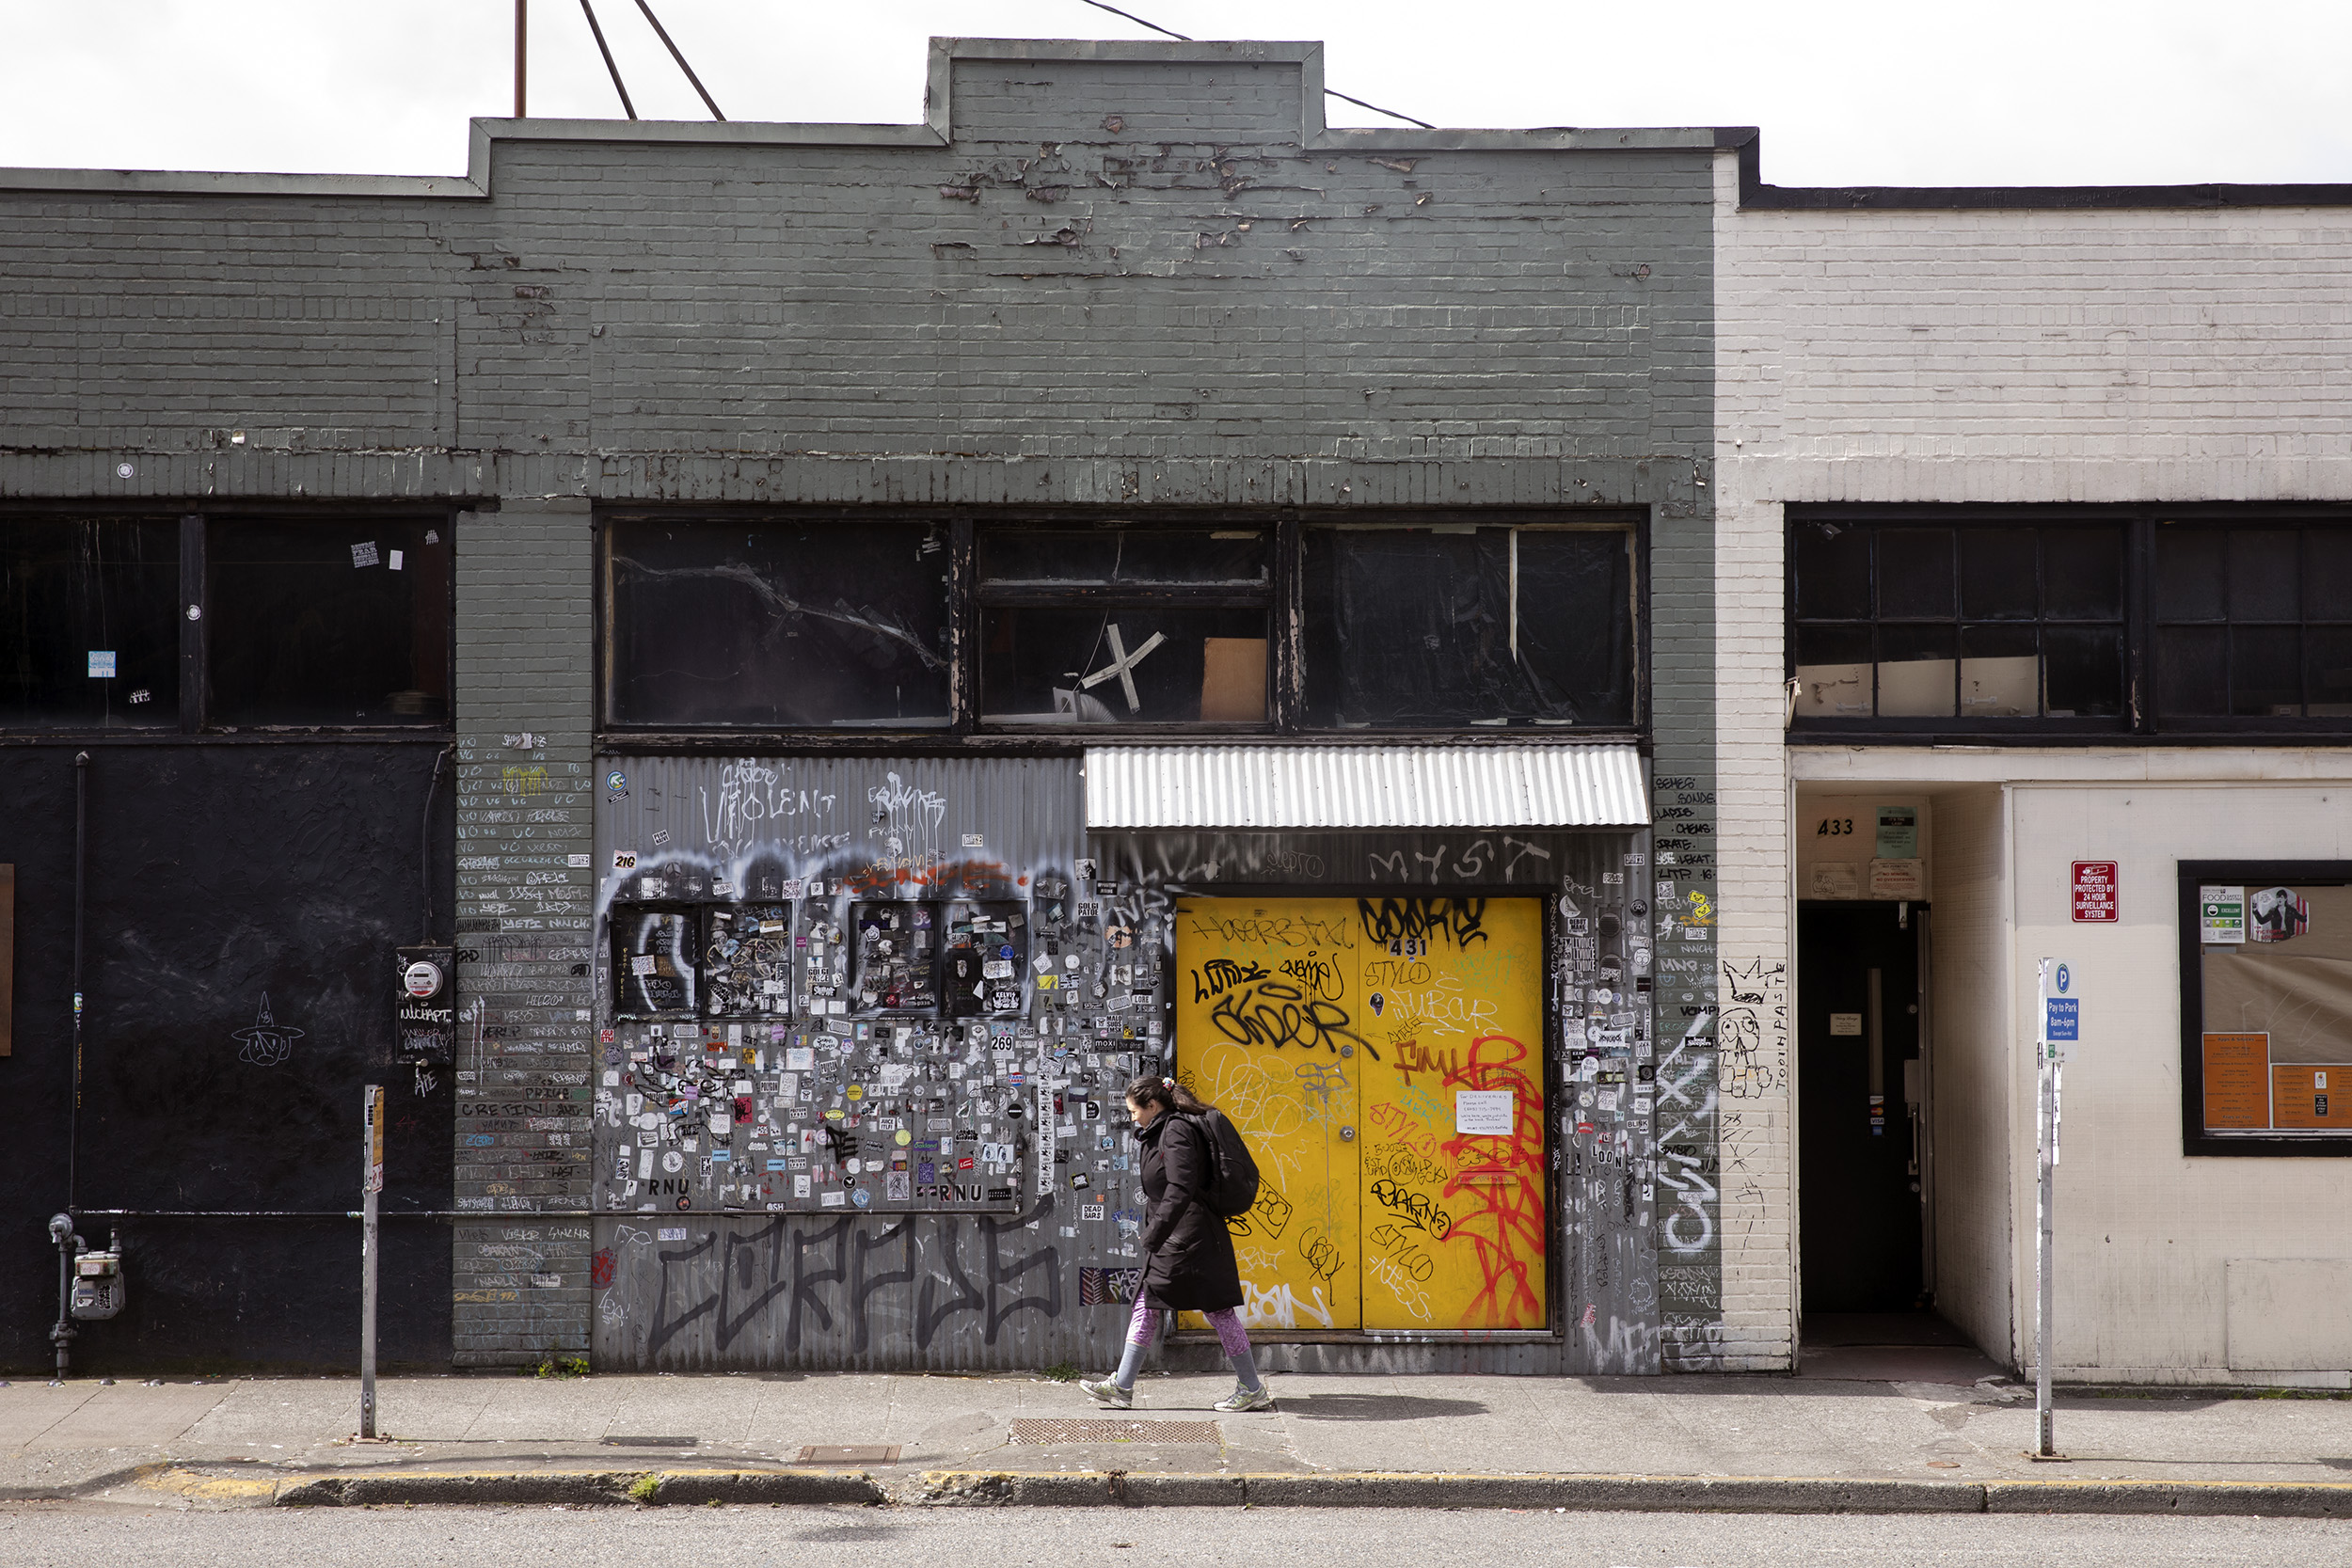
[820,1190,846,1208]
[630,954,657,976]
[2201,885,2247,944]
[661,1150,685,1173]
[658,1227,686,1241]
[388,549,405,571]
[613,850,639,871]
[351,541,380,568]
[424,530,439,544]
[87,651,117,678]
[606,769,628,792]
[961,832,985,848]
[128,689,151,704]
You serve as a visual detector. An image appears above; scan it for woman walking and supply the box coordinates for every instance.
[1080,1074,1272,1412]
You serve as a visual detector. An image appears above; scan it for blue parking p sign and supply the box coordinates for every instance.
[2045,996,2080,1042]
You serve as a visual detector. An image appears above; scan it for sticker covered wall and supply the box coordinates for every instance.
[589,756,1163,1370]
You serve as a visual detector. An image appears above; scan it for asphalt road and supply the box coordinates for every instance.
[3,1503,2346,1566]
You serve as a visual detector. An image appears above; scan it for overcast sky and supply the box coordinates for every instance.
[5,1,2346,187]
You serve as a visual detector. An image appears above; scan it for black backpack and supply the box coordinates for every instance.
[1186,1109,1261,1218]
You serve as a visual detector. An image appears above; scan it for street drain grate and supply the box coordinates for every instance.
[1009,1419,1219,1445]
[602,1435,698,1447]
[795,1445,902,1465]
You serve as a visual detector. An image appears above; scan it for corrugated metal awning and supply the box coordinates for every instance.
[1083,744,1648,831]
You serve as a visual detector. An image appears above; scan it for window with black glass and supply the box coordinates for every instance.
[0,512,452,733]
[977,527,1271,725]
[606,517,953,729]
[208,516,451,726]
[2153,524,2352,722]
[0,515,181,728]
[602,511,1646,736]
[1789,509,2352,737]
[1790,520,2127,725]
[1301,525,1636,728]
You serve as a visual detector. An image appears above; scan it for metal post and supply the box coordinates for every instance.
[2033,957,2057,1459]
[360,1085,384,1440]
[514,0,528,118]
[2036,1049,2055,1455]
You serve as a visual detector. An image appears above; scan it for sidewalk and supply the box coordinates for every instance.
[6,1365,2352,1514]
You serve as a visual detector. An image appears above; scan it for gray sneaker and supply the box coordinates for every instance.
[1078,1377,1133,1409]
[1213,1383,1274,1413]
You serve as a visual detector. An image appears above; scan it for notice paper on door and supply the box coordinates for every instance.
[1454,1089,1515,1135]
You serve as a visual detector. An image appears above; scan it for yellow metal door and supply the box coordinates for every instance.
[1354,896,1548,1331]
[1173,896,1548,1336]
[1173,899,1361,1331]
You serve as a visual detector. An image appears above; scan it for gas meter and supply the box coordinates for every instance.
[70,1233,126,1321]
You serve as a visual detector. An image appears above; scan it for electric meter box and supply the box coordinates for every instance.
[395,943,455,1066]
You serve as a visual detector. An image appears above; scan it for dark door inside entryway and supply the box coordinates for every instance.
[1798,902,1925,1312]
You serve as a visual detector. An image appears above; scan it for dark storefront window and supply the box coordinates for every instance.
[607,518,953,728]
[0,516,182,728]
[1301,525,1636,728]
[2154,524,2352,720]
[1790,520,2125,724]
[2180,863,2352,1156]
[208,517,451,726]
[977,527,1270,724]
[603,511,1645,736]
[1791,510,2352,739]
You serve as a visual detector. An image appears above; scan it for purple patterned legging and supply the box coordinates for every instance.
[1126,1287,1251,1357]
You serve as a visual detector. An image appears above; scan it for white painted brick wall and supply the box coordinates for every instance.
[1713,149,2352,1375]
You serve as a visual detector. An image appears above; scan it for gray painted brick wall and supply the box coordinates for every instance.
[0,40,1721,1366]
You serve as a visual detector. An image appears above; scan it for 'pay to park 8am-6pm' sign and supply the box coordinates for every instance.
[1173,896,1548,1334]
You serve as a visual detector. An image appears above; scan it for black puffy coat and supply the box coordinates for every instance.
[1136,1112,1245,1312]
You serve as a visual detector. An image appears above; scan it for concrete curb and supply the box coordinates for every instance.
[107,1464,2352,1516]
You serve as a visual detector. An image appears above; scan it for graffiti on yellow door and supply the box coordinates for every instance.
[1174,896,1548,1333]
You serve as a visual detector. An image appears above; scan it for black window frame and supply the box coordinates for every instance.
[597,507,1649,745]
[0,504,457,738]
[2177,860,2352,1158]
[1789,504,2352,743]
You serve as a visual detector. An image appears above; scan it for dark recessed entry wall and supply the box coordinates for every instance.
[0,741,454,1373]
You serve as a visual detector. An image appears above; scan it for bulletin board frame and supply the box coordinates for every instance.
[2177,860,2352,1157]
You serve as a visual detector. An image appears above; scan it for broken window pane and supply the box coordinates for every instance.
[1793,522,1871,619]
[1875,624,1956,717]
[982,609,1268,723]
[1876,529,1954,619]
[978,529,1266,585]
[1792,624,1873,719]
[1300,526,1634,728]
[608,518,951,729]
[209,516,451,726]
[1959,623,2039,717]
[0,515,180,728]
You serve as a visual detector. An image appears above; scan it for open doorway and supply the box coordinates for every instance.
[1799,901,1931,1342]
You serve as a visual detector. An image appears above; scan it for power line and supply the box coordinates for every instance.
[1073,0,1435,130]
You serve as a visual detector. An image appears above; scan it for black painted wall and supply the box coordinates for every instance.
[0,741,455,1373]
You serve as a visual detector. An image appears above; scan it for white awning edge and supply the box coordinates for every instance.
[1083,744,1649,831]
